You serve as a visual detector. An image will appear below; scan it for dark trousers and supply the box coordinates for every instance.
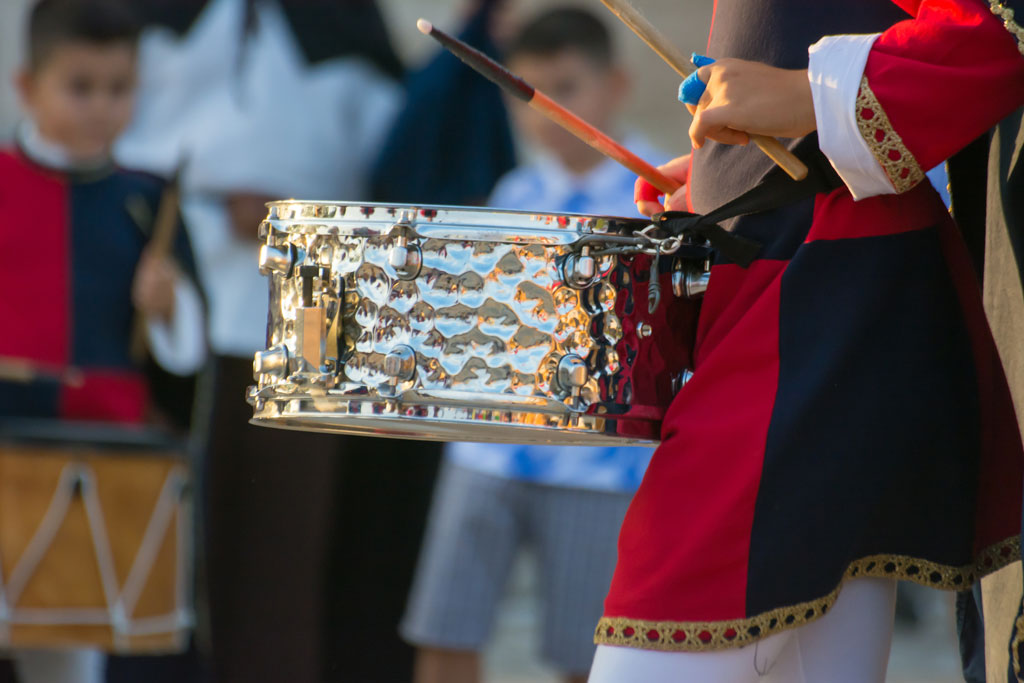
[203,355,441,683]
[203,356,341,683]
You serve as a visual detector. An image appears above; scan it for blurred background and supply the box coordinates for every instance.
[0,1,969,682]
[1,0,707,153]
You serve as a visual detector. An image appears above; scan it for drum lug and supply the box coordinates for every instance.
[253,345,289,379]
[259,243,295,277]
[672,258,711,299]
[295,307,326,372]
[388,223,422,280]
[380,345,416,397]
[384,345,416,381]
[563,246,597,289]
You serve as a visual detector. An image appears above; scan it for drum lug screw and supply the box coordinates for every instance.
[672,258,711,299]
[636,322,653,339]
[259,243,295,276]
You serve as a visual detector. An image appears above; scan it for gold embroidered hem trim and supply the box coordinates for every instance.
[989,0,1024,56]
[855,77,926,194]
[594,536,1020,653]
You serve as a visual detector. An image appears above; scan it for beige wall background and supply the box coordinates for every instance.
[0,0,33,139]
[0,0,711,154]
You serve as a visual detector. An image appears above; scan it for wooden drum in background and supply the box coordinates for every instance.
[0,420,192,652]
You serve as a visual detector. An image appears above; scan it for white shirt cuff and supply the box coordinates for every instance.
[146,275,206,375]
[808,33,896,201]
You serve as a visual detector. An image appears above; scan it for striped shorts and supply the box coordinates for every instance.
[401,460,634,675]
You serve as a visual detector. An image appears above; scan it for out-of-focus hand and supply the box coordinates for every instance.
[635,154,691,217]
[686,59,815,150]
[133,249,178,323]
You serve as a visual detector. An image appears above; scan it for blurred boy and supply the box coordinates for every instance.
[400,9,659,683]
[0,0,204,680]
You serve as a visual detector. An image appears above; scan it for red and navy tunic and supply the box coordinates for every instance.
[596,0,1024,652]
[0,148,192,424]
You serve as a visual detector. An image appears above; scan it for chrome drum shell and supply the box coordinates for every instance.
[248,202,699,445]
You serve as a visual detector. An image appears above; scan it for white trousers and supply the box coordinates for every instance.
[588,578,897,683]
[12,649,105,683]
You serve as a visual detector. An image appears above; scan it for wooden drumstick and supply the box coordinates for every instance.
[598,0,809,181]
[129,174,181,362]
[0,356,84,387]
[417,19,681,196]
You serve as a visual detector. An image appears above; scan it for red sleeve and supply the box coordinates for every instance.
[855,0,1024,191]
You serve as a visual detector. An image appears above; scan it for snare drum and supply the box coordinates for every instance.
[249,203,708,445]
[0,420,192,652]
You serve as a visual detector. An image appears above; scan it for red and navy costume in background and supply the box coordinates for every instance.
[595,0,1024,653]
[0,147,199,425]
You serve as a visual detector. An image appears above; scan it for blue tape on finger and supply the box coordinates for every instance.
[678,54,716,106]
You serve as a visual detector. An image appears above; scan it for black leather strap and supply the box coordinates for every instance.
[652,143,843,267]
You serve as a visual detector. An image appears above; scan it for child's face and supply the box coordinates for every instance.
[508,49,627,169]
[17,42,137,161]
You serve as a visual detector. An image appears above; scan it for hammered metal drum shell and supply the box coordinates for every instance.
[249,202,699,445]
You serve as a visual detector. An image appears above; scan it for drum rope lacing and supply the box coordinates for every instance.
[0,463,192,648]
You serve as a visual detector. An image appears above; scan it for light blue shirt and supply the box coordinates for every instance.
[446,136,665,493]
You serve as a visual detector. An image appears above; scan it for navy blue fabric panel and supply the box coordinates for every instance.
[369,3,515,205]
[68,172,151,369]
[745,228,980,614]
[0,380,59,418]
[713,195,816,266]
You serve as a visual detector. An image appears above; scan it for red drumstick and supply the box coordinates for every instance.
[417,19,682,197]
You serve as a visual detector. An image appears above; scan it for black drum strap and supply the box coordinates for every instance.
[653,142,844,267]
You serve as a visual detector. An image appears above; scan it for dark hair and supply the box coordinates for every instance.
[27,0,141,70]
[505,7,614,68]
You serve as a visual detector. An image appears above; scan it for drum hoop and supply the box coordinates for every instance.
[0,420,186,454]
[262,200,650,244]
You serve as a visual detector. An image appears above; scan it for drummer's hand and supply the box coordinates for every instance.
[133,249,178,323]
[687,59,816,149]
[635,154,691,217]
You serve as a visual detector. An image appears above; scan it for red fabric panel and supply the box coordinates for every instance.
[604,259,786,622]
[867,0,1024,173]
[806,181,949,243]
[59,370,148,423]
[0,150,68,365]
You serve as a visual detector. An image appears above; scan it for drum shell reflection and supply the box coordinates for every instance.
[249,202,699,445]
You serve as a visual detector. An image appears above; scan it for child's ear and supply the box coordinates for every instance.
[608,65,631,106]
[14,68,34,111]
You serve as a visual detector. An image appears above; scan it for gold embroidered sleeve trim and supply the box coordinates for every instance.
[989,0,1024,56]
[595,535,1020,653]
[855,77,926,194]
